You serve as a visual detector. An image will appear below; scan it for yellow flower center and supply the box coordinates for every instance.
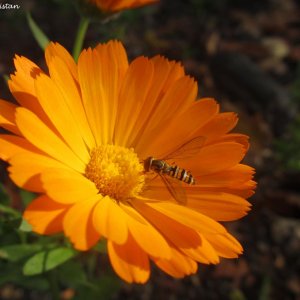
[85,145,145,202]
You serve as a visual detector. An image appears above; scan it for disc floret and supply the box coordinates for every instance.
[85,145,145,201]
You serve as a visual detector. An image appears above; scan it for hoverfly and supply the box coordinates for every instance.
[143,136,205,205]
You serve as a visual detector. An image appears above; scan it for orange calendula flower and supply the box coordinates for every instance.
[88,0,158,12]
[0,41,255,283]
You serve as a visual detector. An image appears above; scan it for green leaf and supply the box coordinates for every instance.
[0,263,49,290]
[26,12,50,50]
[16,277,50,291]
[259,275,272,300]
[0,203,21,217]
[0,244,43,262]
[74,275,121,300]
[0,219,22,245]
[23,247,77,276]
[93,240,107,253]
[0,267,22,285]
[58,260,87,286]
[20,190,36,206]
[230,289,246,300]
[2,74,9,84]
[19,218,32,232]
[0,185,12,204]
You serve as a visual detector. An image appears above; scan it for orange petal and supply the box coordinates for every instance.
[0,100,21,135]
[78,41,129,145]
[8,55,42,98]
[92,196,128,245]
[142,176,174,201]
[8,56,48,119]
[186,190,251,221]
[9,152,68,192]
[185,142,246,176]
[154,246,197,278]
[77,48,103,145]
[94,41,129,144]
[135,76,198,156]
[114,56,154,146]
[9,55,41,91]
[108,234,150,283]
[15,107,86,172]
[134,199,226,235]
[46,55,95,150]
[197,112,238,144]
[196,164,255,188]
[41,168,98,204]
[45,42,78,82]
[181,234,219,264]
[120,202,171,259]
[132,198,202,248]
[34,73,90,163]
[214,180,256,199]
[147,76,197,130]
[126,55,185,148]
[214,133,250,151]
[63,195,101,251]
[154,56,185,92]
[137,98,219,159]
[23,195,68,235]
[0,134,41,161]
[95,41,128,79]
[96,0,158,11]
[204,233,243,258]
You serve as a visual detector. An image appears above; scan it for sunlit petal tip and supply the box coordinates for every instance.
[63,196,100,251]
[154,247,198,278]
[12,54,24,68]
[24,195,68,235]
[120,202,172,259]
[108,237,150,283]
[13,55,40,76]
[92,196,128,245]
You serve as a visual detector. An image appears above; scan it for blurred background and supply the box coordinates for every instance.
[0,0,299,299]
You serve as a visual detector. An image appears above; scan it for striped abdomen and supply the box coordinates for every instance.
[168,165,195,185]
[144,157,195,185]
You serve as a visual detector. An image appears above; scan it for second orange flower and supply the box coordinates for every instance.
[88,0,158,13]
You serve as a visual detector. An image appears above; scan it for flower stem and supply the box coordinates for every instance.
[49,270,60,300]
[73,17,90,62]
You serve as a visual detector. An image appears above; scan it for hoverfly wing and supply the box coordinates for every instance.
[159,173,187,205]
[163,136,205,161]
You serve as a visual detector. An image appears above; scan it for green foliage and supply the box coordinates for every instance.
[0,203,20,217]
[276,64,300,171]
[58,260,87,286]
[0,185,120,299]
[26,12,50,50]
[259,275,272,300]
[74,275,121,300]
[19,218,33,232]
[0,244,43,262]
[19,190,36,206]
[2,74,9,84]
[291,64,300,105]
[23,247,77,276]
[229,289,247,300]
[0,260,49,290]
[276,119,300,171]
